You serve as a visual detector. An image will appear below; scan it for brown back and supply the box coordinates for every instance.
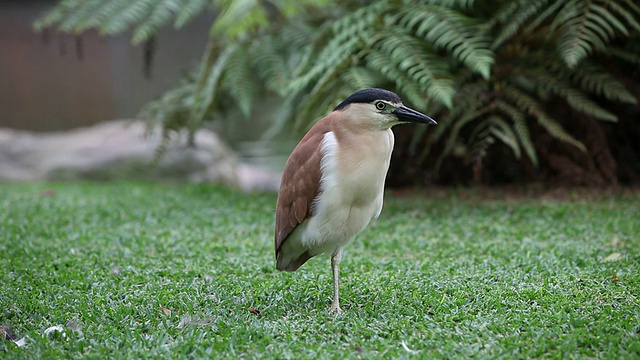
[274,115,335,254]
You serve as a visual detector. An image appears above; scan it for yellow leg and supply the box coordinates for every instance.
[329,249,343,314]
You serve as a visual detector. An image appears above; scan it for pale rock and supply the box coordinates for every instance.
[0,120,281,191]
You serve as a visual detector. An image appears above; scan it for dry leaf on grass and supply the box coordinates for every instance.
[401,340,420,355]
[44,325,66,337]
[177,315,215,329]
[602,252,622,262]
[611,235,620,248]
[13,337,27,347]
[41,189,56,197]
[65,320,82,334]
[111,265,122,276]
[611,271,620,282]
[1,325,17,341]
[160,306,172,316]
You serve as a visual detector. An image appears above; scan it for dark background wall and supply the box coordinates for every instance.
[0,1,213,131]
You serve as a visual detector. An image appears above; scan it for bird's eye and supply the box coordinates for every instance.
[375,101,386,111]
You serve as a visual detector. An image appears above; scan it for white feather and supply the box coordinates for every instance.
[296,129,394,256]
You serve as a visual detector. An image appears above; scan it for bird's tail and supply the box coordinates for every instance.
[276,250,313,272]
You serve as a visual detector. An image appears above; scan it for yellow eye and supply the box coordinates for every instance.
[375,101,386,110]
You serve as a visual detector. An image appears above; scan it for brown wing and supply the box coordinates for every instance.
[275,116,334,255]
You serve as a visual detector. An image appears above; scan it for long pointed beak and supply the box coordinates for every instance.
[393,105,437,125]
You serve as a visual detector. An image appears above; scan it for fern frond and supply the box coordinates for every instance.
[287,2,387,95]
[419,81,485,159]
[139,75,202,160]
[606,46,640,65]
[621,0,640,14]
[262,95,298,139]
[340,67,382,91]
[91,0,135,35]
[251,36,290,94]
[175,0,212,27]
[488,116,522,159]
[132,0,181,44]
[552,0,639,67]
[531,73,618,121]
[567,63,638,104]
[34,0,82,31]
[223,44,257,117]
[394,5,493,79]
[467,118,495,159]
[35,0,96,32]
[490,98,538,164]
[36,0,213,41]
[435,101,494,171]
[98,0,155,35]
[364,51,439,110]
[490,0,552,49]
[292,66,355,132]
[190,42,235,131]
[369,30,455,107]
[502,84,586,152]
[141,78,195,130]
[422,0,477,8]
[408,100,445,156]
[278,19,316,50]
[211,0,268,40]
[57,0,105,33]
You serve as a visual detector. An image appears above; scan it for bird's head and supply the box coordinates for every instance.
[334,88,436,129]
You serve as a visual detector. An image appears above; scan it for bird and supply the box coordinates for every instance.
[274,88,436,313]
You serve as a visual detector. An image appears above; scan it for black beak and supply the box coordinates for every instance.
[393,105,437,125]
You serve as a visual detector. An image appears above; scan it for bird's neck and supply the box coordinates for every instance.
[331,121,395,171]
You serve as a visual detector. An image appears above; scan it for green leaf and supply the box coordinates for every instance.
[395,5,494,79]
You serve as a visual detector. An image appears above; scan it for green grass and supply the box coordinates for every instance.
[1,183,639,359]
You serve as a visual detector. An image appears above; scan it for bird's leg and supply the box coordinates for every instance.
[329,249,343,314]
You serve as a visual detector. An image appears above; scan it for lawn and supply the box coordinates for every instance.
[1,182,638,359]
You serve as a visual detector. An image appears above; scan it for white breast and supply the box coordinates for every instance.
[298,129,394,255]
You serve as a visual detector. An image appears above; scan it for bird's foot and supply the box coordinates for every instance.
[329,303,343,314]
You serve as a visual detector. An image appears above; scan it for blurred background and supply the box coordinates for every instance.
[1,0,639,190]
[1,1,211,131]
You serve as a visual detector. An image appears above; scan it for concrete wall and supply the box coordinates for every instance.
[0,2,214,131]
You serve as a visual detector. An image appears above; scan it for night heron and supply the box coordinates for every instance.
[275,88,436,313]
